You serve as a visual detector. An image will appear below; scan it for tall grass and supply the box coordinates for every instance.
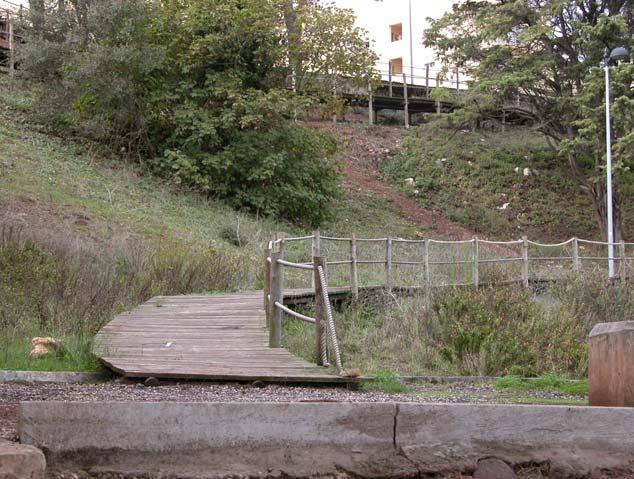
[282,273,634,379]
[0,225,249,371]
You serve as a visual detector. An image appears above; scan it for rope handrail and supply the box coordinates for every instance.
[276,259,314,270]
[478,239,524,245]
[391,238,425,244]
[284,235,314,242]
[577,238,634,246]
[320,235,351,241]
[526,238,574,247]
[275,302,316,324]
[317,265,343,374]
[428,239,474,244]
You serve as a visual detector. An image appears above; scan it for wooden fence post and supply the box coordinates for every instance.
[269,251,283,348]
[350,234,359,299]
[572,237,580,272]
[385,237,393,293]
[403,73,410,128]
[332,85,337,124]
[472,237,479,289]
[8,18,15,74]
[312,229,321,257]
[263,246,272,328]
[620,240,627,283]
[311,229,320,289]
[368,84,374,126]
[424,239,430,289]
[276,232,285,295]
[522,236,529,288]
[313,256,327,366]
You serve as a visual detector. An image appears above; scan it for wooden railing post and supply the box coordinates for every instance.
[269,251,283,348]
[332,85,337,124]
[572,237,580,272]
[522,236,529,288]
[424,239,430,289]
[276,232,285,293]
[263,246,272,328]
[368,83,374,126]
[313,256,327,366]
[8,18,15,75]
[311,230,320,289]
[350,234,358,299]
[403,73,410,128]
[385,237,393,293]
[620,240,626,283]
[472,237,479,289]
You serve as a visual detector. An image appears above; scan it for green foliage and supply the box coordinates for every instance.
[382,123,600,239]
[282,273,634,379]
[363,370,411,394]
[494,374,588,396]
[425,1,634,238]
[17,0,379,226]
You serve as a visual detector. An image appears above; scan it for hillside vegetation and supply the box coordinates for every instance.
[3,76,634,377]
[382,122,633,241]
[0,77,419,371]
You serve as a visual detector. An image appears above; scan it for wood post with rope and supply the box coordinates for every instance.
[263,246,272,328]
[385,237,393,293]
[313,256,327,366]
[522,236,529,288]
[350,234,358,299]
[472,237,479,289]
[269,250,283,348]
[620,240,627,283]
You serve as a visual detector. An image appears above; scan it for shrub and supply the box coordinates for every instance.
[155,123,340,226]
[0,227,247,336]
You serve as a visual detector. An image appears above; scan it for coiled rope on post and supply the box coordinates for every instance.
[317,265,343,374]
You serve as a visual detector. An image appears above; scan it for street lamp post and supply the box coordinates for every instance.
[603,46,630,279]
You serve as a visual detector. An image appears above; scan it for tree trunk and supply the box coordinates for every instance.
[281,0,308,92]
[588,181,624,242]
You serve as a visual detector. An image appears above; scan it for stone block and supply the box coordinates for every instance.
[589,321,634,407]
[0,439,45,479]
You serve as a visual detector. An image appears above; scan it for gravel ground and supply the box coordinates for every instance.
[0,379,586,441]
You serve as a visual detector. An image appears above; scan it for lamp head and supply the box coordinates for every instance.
[609,46,630,62]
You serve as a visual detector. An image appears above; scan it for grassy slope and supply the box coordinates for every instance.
[0,78,418,371]
[0,80,417,248]
[2,77,627,381]
[382,123,633,241]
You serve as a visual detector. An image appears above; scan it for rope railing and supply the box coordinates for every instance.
[317,264,343,374]
[264,241,347,374]
[270,231,631,293]
[263,231,632,373]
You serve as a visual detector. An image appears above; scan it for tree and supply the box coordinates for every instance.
[19,0,376,226]
[279,0,379,99]
[425,1,633,240]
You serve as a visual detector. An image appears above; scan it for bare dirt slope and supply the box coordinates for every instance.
[309,121,475,239]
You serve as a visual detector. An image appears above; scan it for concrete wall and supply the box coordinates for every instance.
[19,402,634,477]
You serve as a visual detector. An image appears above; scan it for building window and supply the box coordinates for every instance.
[390,23,403,42]
[390,57,403,75]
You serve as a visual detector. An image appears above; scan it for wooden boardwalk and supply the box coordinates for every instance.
[94,291,350,383]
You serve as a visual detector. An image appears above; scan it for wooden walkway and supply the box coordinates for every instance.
[94,291,350,383]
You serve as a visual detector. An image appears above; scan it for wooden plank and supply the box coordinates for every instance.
[94,291,350,384]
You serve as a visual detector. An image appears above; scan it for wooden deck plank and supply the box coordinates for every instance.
[94,291,350,384]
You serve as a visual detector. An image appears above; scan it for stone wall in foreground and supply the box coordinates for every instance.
[19,401,634,478]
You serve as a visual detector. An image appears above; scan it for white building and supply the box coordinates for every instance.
[332,0,460,87]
